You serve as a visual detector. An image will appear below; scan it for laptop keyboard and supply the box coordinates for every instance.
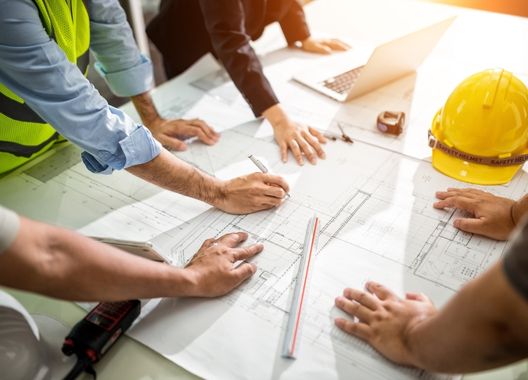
[321,65,365,94]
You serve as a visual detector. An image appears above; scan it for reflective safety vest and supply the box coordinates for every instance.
[0,0,90,174]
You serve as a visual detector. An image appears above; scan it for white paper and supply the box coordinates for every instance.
[123,137,526,380]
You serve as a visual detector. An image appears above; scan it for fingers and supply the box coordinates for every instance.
[335,318,371,341]
[306,41,332,54]
[365,281,397,301]
[261,173,290,194]
[288,140,304,165]
[159,135,188,151]
[192,127,218,146]
[306,39,350,54]
[343,288,378,310]
[316,43,332,54]
[335,296,373,322]
[452,217,485,235]
[231,262,257,283]
[446,187,487,195]
[263,196,285,208]
[327,39,351,51]
[405,292,430,303]
[286,134,324,165]
[190,118,220,144]
[215,232,248,247]
[436,188,488,201]
[433,196,476,213]
[199,238,217,250]
[279,142,288,163]
[264,185,286,199]
[295,136,317,164]
[301,130,326,159]
[231,243,263,261]
[168,119,218,145]
[308,126,327,144]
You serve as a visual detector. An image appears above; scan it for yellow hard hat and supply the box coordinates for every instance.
[429,68,528,185]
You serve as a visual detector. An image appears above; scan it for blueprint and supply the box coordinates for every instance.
[128,124,526,380]
[3,35,528,378]
[3,117,527,379]
[0,143,211,243]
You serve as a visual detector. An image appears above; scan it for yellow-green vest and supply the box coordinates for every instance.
[0,0,90,175]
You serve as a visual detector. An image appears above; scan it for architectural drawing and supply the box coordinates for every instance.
[2,113,527,380]
[134,124,527,379]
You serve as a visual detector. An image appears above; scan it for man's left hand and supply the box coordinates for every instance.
[147,117,220,151]
[434,188,516,241]
[299,37,350,54]
[334,281,437,366]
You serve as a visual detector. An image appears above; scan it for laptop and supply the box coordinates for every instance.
[293,17,455,102]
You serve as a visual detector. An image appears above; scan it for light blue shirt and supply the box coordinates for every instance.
[0,0,161,173]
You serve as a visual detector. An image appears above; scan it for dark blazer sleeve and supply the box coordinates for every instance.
[199,0,279,116]
[279,0,311,45]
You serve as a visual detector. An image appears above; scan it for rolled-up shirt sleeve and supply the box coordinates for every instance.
[0,0,160,174]
[87,0,153,97]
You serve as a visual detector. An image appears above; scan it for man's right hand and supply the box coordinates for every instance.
[263,103,327,166]
[183,232,262,297]
[214,173,290,214]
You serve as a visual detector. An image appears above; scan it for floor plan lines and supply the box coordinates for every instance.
[3,125,528,379]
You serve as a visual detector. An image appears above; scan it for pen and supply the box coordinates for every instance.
[248,154,290,198]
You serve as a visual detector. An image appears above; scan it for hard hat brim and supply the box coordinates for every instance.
[431,149,522,185]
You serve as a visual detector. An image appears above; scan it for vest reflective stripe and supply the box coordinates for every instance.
[77,49,90,74]
[0,92,45,124]
[0,0,90,174]
[0,132,59,158]
[0,48,89,124]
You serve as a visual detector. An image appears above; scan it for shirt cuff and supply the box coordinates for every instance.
[94,54,154,97]
[81,126,161,174]
[0,206,20,254]
[250,91,280,117]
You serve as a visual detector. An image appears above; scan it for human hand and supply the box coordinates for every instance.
[335,282,437,367]
[184,232,262,297]
[433,188,516,241]
[146,117,220,151]
[273,121,327,165]
[263,104,326,165]
[214,173,290,214]
[299,37,350,54]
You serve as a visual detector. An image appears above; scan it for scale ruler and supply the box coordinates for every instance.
[282,215,320,359]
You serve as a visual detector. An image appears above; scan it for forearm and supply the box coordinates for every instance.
[512,194,528,225]
[131,91,160,125]
[407,264,528,372]
[126,148,224,206]
[0,218,196,301]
